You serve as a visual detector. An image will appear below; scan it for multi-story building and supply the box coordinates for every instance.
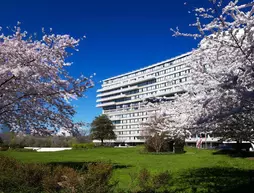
[96,52,192,144]
[96,52,254,151]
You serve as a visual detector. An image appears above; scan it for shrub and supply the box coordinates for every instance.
[76,135,92,143]
[173,140,185,154]
[78,163,117,193]
[42,166,79,192]
[72,142,95,149]
[0,133,11,144]
[152,170,171,191]
[0,145,9,151]
[127,168,172,193]
[137,168,151,192]
[144,136,185,154]
[20,163,51,192]
[0,155,116,193]
[0,155,49,193]
[51,136,77,147]
[7,148,36,152]
[9,143,25,149]
[144,136,174,153]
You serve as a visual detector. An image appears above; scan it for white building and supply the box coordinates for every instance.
[96,52,192,144]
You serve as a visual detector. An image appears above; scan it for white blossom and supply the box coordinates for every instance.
[0,26,93,132]
[147,0,254,142]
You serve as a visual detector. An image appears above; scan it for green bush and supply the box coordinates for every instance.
[152,170,172,191]
[42,166,79,192]
[0,146,9,151]
[173,140,185,154]
[9,143,25,149]
[137,168,151,192]
[144,137,185,154]
[7,148,36,152]
[144,136,174,153]
[0,155,49,193]
[72,142,95,149]
[77,163,117,193]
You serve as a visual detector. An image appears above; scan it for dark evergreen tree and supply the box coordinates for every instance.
[91,114,116,146]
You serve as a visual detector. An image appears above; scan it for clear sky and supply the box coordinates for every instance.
[0,0,214,124]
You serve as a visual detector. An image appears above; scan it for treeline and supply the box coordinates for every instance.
[0,132,91,149]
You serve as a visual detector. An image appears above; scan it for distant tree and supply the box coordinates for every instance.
[90,115,116,146]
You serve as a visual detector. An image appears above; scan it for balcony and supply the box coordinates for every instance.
[116,133,144,137]
[185,137,221,143]
[114,122,144,126]
[97,75,155,92]
[96,101,116,108]
[115,98,141,105]
[96,94,126,103]
[110,116,121,121]
[103,105,156,114]
[97,86,138,97]
[133,75,155,84]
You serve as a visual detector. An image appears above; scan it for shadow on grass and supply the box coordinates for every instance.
[213,149,254,158]
[139,150,187,155]
[174,167,254,193]
[46,161,132,172]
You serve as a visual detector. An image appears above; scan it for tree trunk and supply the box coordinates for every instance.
[101,139,104,146]
[236,140,242,153]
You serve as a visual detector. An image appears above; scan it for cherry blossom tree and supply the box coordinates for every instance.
[142,99,191,152]
[214,111,254,145]
[0,24,93,132]
[143,0,254,146]
[169,0,254,142]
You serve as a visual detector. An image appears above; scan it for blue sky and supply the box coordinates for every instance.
[0,0,214,124]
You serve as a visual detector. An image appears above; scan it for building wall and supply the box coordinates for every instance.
[96,52,191,143]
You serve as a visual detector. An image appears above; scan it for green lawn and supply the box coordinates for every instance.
[1,147,254,192]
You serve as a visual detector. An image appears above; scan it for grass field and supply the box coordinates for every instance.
[1,147,254,192]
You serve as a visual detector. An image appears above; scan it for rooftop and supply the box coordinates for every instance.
[103,51,191,82]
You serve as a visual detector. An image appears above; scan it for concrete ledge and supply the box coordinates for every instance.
[24,147,72,152]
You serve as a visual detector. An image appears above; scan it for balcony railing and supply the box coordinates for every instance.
[96,94,126,103]
[185,137,221,143]
[97,75,155,92]
[103,105,156,114]
[97,86,138,97]
[96,101,116,108]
